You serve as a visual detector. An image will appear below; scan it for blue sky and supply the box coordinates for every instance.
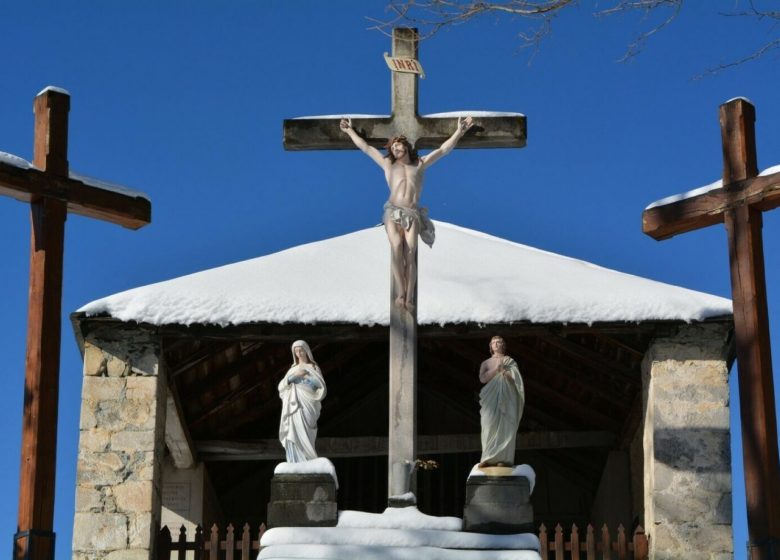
[1,2,779,558]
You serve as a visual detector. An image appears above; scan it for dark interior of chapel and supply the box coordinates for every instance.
[156,319,714,532]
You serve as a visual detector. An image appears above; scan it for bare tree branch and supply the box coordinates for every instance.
[369,0,780,74]
[593,0,683,62]
[696,37,780,79]
[367,1,577,42]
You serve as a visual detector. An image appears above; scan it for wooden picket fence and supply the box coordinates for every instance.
[539,523,649,560]
[157,523,266,560]
[157,522,649,559]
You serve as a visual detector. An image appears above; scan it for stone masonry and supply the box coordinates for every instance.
[72,328,166,560]
[642,323,733,560]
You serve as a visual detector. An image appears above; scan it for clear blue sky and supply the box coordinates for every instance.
[1,2,778,558]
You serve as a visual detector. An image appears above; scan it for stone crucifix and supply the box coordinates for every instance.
[0,87,151,560]
[643,98,780,559]
[283,28,526,501]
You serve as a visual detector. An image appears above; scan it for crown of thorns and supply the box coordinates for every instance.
[386,135,411,148]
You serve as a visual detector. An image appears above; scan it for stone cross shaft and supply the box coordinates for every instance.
[0,87,151,560]
[283,28,526,502]
[643,98,780,559]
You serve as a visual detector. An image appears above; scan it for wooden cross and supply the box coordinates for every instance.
[283,28,526,501]
[0,87,151,560]
[643,98,780,559]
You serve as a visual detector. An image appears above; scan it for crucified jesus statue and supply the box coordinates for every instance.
[340,115,474,311]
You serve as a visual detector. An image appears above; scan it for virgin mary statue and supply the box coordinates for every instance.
[278,340,327,462]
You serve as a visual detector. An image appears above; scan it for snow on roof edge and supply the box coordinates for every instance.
[75,221,733,329]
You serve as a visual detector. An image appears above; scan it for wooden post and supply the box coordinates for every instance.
[388,259,418,498]
[15,88,69,560]
[720,100,780,559]
[571,524,581,560]
[0,87,151,560]
[642,98,780,559]
[539,523,549,558]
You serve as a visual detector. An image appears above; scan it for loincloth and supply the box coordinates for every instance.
[383,202,435,248]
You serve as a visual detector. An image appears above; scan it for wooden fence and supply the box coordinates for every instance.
[157,523,265,560]
[539,523,649,560]
[157,522,649,560]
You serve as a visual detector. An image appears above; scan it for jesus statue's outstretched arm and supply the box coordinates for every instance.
[421,116,474,168]
[340,118,388,169]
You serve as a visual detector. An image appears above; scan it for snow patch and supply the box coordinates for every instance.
[292,114,390,120]
[424,111,524,118]
[37,85,70,96]
[70,171,150,201]
[0,151,32,170]
[261,526,539,551]
[258,544,541,559]
[646,164,780,209]
[338,506,461,532]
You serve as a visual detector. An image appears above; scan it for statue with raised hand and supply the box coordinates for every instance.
[478,336,525,468]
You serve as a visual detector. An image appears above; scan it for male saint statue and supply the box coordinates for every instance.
[478,335,525,468]
[340,116,474,311]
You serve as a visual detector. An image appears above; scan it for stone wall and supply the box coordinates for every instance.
[161,458,224,538]
[72,328,166,560]
[642,323,733,560]
[590,450,632,532]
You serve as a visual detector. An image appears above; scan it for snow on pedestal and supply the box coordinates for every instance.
[274,457,338,489]
[468,464,536,493]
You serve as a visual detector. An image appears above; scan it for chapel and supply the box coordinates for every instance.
[70,221,735,559]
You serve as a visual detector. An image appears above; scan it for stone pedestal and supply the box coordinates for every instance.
[463,475,534,534]
[267,474,337,528]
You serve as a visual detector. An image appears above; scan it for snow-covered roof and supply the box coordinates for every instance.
[77,221,731,327]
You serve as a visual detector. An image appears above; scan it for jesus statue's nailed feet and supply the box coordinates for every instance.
[395,295,406,310]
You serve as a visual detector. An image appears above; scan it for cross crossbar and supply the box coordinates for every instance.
[283,28,526,151]
[0,162,151,229]
[642,169,780,240]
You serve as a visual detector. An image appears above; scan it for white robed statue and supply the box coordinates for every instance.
[278,340,327,463]
[478,336,525,467]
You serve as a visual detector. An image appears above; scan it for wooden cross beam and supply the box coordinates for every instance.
[643,98,780,559]
[282,28,526,503]
[1,87,151,560]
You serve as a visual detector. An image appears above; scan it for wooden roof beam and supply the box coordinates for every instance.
[196,431,616,461]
